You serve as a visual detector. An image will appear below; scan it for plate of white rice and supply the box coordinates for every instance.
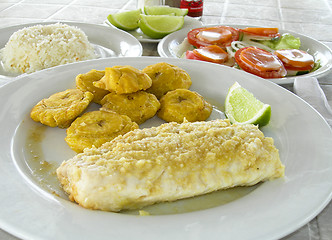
[0,21,143,78]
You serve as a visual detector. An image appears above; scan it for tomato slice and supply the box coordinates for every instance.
[192,45,228,64]
[282,64,313,72]
[187,26,239,48]
[240,27,280,38]
[274,49,314,71]
[186,50,201,61]
[235,47,287,79]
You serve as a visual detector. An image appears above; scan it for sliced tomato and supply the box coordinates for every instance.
[186,50,201,61]
[187,26,240,48]
[240,27,280,38]
[235,47,287,79]
[274,49,314,71]
[283,64,313,72]
[191,45,228,64]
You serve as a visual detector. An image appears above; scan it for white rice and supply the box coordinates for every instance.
[0,23,97,74]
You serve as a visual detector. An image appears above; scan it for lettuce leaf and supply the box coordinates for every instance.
[274,33,301,49]
[261,33,301,50]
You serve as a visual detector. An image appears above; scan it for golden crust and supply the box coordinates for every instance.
[65,110,138,153]
[30,89,93,128]
[75,69,109,104]
[93,65,152,94]
[57,119,284,212]
[157,89,212,123]
[100,91,160,124]
[142,62,192,99]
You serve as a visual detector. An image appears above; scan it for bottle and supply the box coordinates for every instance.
[137,0,163,9]
[138,0,181,9]
[164,0,180,7]
[180,0,203,19]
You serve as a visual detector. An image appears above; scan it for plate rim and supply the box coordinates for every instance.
[0,56,331,240]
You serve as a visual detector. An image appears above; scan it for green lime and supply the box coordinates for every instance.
[144,6,188,16]
[225,82,271,127]
[107,9,141,31]
[138,14,184,39]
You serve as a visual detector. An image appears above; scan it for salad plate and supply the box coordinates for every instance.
[0,57,331,240]
[157,24,332,84]
[0,21,143,79]
[104,16,203,43]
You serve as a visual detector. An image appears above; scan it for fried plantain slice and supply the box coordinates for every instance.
[157,89,212,123]
[65,110,139,153]
[75,69,109,104]
[100,91,160,124]
[93,65,152,94]
[30,89,94,128]
[142,62,192,99]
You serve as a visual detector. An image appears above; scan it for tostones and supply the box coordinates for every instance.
[75,69,109,104]
[65,109,138,153]
[142,62,192,99]
[100,91,160,124]
[30,89,93,128]
[157,89,212,123]
[93,65,152,94]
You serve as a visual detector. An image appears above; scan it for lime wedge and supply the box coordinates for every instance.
[225,82,271,127]
[138,14,184,39]
[107,9,141,31]
[144,6,188,16]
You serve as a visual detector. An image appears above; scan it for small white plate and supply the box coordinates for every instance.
[0,21,143,79]
[105,16,203,43]
[158,24,332,84]
[0,57,331,240]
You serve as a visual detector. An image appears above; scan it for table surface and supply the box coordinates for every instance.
[0,0,331,239]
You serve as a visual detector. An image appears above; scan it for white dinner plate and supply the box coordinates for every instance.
[157,24,332,84]
[0,57,331,240]
[0,21,143,79]
[105,16,203,43]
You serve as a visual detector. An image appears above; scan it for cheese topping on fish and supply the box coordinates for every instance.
[57,119,284,212]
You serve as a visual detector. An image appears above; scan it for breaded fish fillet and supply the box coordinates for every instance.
[57,119,284,212]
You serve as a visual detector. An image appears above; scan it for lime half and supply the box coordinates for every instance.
[107,9,141,31]
[225,82,271,127]
[144,6,188,16]
[138,14,184,39]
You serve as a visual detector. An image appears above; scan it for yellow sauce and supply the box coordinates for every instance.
[24,121,66,197]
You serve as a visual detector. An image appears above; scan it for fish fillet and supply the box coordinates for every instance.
[57,119,284,212]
